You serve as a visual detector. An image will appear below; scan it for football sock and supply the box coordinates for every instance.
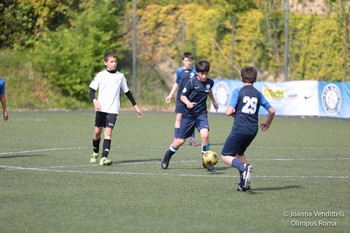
[174,128,180,139]
[232,158,245,172]
[92,138,101,153]
[202,143,210,154]
[102,139,111,157]
[166,145,178,157]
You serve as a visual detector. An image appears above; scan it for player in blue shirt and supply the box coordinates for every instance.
[161,60,219,171]
[0,78,8,121]
[166,52,198,146]
[221,66,275,192]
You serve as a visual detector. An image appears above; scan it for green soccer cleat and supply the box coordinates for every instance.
[89,152,99,163]
[99,157,112,166]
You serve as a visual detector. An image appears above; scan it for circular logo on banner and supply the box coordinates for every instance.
[321,84,341,115]
[214,82,231,108]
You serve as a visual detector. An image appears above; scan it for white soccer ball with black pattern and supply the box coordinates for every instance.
[202,151,218,166]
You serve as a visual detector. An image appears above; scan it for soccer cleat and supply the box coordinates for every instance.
[206,165,216,172]
[242,164,253,188]
[237,185,251,192]
[89,152,99,163]
[161,154,171,169]
[189,138,197,147]
[99,157,112,166]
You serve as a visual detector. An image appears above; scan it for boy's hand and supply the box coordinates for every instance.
[165,95,172,103]
[186,102,196,109]
[134,105,143,118]
[259,122,270,132]
[93,99,101,111]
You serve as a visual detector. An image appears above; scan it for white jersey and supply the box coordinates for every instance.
[89,70,129,114]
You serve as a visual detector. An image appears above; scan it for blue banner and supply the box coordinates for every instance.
[318,82,350,118]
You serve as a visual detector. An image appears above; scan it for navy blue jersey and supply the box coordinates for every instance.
[175,66,197,102]
[230,85,271,135]
[0,79,5,95]
[181,77,214,118]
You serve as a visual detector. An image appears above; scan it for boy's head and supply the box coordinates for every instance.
[195,60,210,73]
[104,52,117,71]
[195,60,210,82]
[182,52,193,69]
[240,66,257,83]
[104,52,116,62]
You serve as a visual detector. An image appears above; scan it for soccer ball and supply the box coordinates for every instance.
[202,150,218,166]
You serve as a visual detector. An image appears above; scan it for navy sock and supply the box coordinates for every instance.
[102,139,111,157]
[232,158,245,172]
[92,138,101,153]
[202,144,210,154]
[165,145,178,157]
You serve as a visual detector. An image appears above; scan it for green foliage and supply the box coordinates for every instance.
[0,0,82,49]
[0,49,89,109]
[289,14,345,81]
[33,0,127,101]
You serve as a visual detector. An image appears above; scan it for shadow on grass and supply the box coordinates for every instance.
[113,158,160,164]
[248,185,303,194]
[0,154,47,159]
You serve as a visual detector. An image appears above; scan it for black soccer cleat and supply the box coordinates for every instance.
[206,165,216,172]
[237,185,251,192]
[161,154,171,169]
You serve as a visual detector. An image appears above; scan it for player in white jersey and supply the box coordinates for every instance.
[89,52,142,165]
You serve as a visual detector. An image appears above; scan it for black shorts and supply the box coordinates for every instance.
[95,112,118,129]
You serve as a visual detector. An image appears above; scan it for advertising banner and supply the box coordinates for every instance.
[210,80,350,118]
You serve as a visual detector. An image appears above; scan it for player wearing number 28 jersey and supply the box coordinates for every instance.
[221,66,275,192]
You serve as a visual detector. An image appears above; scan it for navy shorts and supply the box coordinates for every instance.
[178,113,209,139]
[175,99,185,114]
[221,131,256,156]
[95,111,118,129]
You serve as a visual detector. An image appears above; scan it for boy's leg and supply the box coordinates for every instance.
[90,125,102,163]
[189,131,197,146]
[99,114,117,166]
[161,139,185,169]
[162,117,194,169]
[221,132,254,190]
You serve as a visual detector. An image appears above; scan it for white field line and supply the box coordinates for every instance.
[1,144,350,156]
[0,147,89,155]
[1,147,349,179]
[1,162,349,179]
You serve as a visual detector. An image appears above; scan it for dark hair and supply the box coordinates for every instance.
[104,52,116,61]
[195,60,210,73]
[182,52,193,60]
[240,66,257,83]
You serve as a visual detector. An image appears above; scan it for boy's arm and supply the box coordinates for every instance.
[260,107,275,132]
[225,106,235,117]
[166,83,179,103]
[125,91,142,118]
[208,90,218,112]
[180,95,195,109]
[89,88,101,111]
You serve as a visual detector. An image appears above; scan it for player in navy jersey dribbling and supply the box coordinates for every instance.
[221,66,275,192]
[161,60,219,171]
[166,52,198,146]
[89,52,142,166]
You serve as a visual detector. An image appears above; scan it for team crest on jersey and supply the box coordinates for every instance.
[190,72,195,78]
[182,87,187,93]
[205,84,211,92]
[321,84,341,115]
